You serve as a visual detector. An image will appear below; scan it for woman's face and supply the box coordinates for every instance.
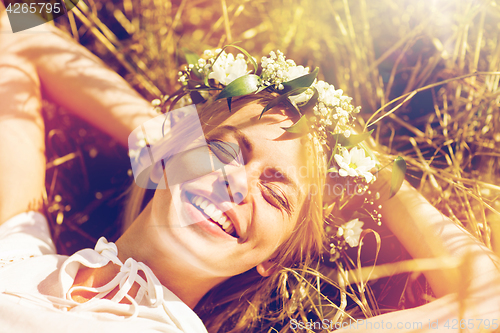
[133,101,310,280]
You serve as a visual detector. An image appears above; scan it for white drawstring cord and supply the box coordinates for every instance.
[64,238,164,320]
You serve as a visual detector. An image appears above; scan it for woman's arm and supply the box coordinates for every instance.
[0,7,156,147]
[0,7,155,223]
[339,169,500,331]
[377,169,499,298]
[0,9,45,224]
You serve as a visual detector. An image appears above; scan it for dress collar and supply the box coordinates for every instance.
[59,237,207,332]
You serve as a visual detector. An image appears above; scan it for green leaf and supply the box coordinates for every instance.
[282,99,302,116]
[182,48,201,78]
[203,72,210,87]
[227,97,232,112]
[389,156,406,198]
[186,87,221,92]
[182,48,199,66]
[215,74,261,100]
[210,45,258,75]
[281,67,319,93]
[331,130,374,149]
[259,87,308,119]
[281,115,310,134]
[299,86,319,115]
[256,84,269,94]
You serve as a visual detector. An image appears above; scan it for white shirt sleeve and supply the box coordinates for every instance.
[0,212,56,268]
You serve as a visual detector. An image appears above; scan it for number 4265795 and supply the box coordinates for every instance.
[6,2,62,14]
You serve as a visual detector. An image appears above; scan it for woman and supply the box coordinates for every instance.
[1,6,499,333]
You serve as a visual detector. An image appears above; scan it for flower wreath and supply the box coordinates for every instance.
[145,45,406,262]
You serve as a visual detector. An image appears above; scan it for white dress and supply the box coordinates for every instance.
[0,212,208,333]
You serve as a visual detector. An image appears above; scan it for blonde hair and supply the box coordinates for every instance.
[123,92,327,332]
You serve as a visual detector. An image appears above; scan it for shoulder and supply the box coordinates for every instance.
[0,212,56,266]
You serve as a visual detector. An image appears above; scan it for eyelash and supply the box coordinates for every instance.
[259,182,292,217]
[207,140,241,165]
[208,140,292,216]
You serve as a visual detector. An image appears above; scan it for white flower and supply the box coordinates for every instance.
[197,58,206,67]
[289,87,315,105]
[338,218,364,247]
[334,147,376,183]
[283,64,309,81]
[208,51,249,85]
[261,50,309,87]
[313,81,342,107]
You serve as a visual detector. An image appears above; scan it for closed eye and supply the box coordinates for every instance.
[259,182,292,217]
[207,140,242,165]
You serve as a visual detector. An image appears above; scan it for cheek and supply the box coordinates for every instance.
[253,209,297,252]
[151,188,183,227]
[152,189,170,215]
[155,186,177,204]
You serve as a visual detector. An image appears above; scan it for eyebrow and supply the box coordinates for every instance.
[262,166,300,197]
[207,125,301,200]
[215,125,254,153]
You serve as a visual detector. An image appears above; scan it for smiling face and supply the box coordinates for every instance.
[121,98,314,286]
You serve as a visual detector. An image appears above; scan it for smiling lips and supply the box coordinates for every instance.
[189,194,237,237]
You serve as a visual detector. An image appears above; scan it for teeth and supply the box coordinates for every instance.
[212,210,223,222]
[199,198,208,210]
[190,195,234,234]
[225,223,235,235]
[217,215,227,226]
[205,203,216,216]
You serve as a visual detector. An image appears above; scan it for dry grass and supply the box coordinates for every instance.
[43,0,500,331]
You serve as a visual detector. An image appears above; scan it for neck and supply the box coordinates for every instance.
[114,240,225,309]
[112,204,227,309]
[71,263,131,304]
[71,255,221,309]
[71,242,225,309]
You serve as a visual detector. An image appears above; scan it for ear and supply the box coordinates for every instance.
[256,259,275,277]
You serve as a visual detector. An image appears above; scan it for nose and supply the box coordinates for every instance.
[221,163,249,204]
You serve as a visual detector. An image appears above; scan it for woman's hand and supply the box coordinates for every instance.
[1,7,156,146]
[0,8,156,223]
[332,161,500,331]
[378,170,499,296]
[0,8,46,223]
[345,166,500,331]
